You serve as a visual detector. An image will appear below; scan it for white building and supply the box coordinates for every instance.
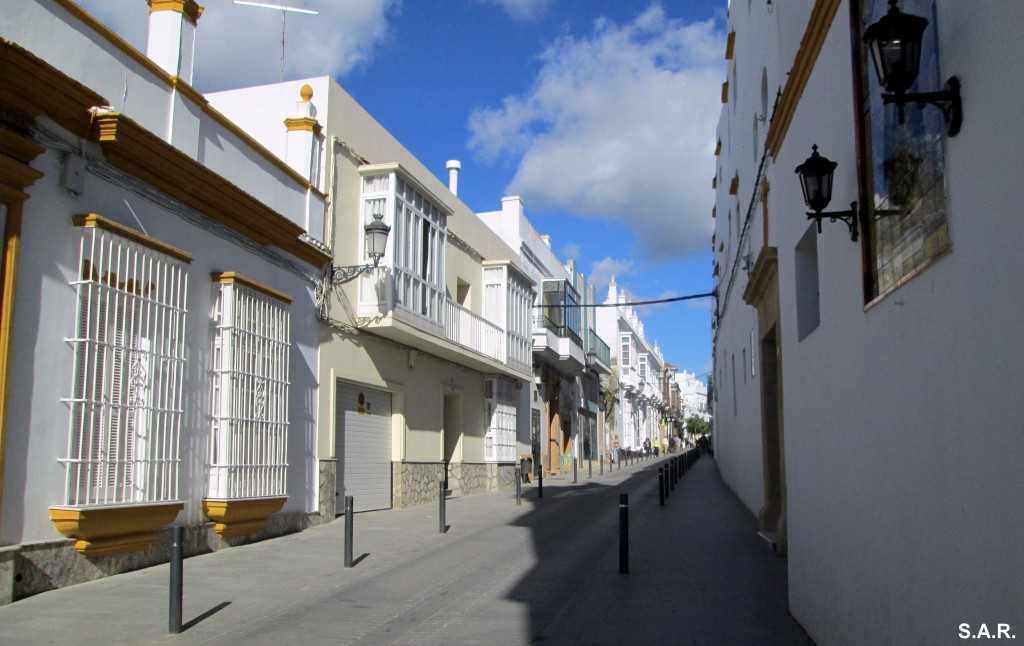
[596,278,665,454]
[0,0,329,601]
[478,198,612,476]
[675,370,710,423]
[207,81,537,510]
[713,0,1024,642]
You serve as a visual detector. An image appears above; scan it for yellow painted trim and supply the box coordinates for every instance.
[49,503,184,557]
[764,0,842,158]
[721,80,729,104]
[50,0,173,88]
[171,76,207,106]
[201,102,325,198]
[73,213,194,263]
[743,246,779,306]
[725,31,736,60]
[202,497,287,538]
[284,117,322,134]
[729,173,739,196]
[711,206,716,219]
[147,0,204,25]
[1,39,109,139]
[0,132,47,531]
[714,139,722,156]
[89,112,331,267]
[212,271,293,304]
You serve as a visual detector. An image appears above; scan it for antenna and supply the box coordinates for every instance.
[233,1,319,83]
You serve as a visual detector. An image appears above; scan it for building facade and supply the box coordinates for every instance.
[0,0,330,602]
[596,278,666,456]
[713,0,1024,642]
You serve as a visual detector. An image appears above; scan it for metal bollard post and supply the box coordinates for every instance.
[589,457,593,479]
[600,453,604,475]
[619,493,629,574]
[169,525,183,634]
[538,466,543,498]
[659,468,665,507]
[515,466,522,506]
[573,458,578,484]
[344,496,354,568]
[665,464,670,499]
[439,480,447,534]
[671,458,677,489]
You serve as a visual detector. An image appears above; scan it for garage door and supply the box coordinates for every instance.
[336,382,393,512]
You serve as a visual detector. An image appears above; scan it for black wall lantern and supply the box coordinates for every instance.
[795,145,859,241]
[863,0,962,135]
[330,212,392,284]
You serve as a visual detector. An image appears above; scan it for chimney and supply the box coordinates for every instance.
[284,84,323,185]
[146,0,204,83]
[446,160,461,196]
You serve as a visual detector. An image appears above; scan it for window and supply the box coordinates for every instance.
[620,334,631,367]
[360,169,448,326]
[854,0,950,300]
[639,354,648,382]
[540,279,581,346]
[484,378,517,463]
[62,215,190,507]
[208,274,291,499]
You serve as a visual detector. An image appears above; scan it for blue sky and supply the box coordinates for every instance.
[77,0,726,380]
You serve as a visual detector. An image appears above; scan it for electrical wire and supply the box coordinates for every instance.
[533,291,716,308]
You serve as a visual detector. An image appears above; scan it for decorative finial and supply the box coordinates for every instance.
[300,84,313,102]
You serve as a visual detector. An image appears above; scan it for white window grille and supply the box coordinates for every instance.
[61,215,190,507]
[207,275,291,499]
[484,378,517,463]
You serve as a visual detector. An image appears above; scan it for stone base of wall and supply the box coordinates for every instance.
[392,462,516,509]
[393,462,445,509]
[319,459,338,519]
[0,509,324,606]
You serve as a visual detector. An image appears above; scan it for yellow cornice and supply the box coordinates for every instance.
[90,112,331,267]
[51,0,172,87]
[284,117,322,134]
[73,213,194,263]
[765,0,842,159]
[50,503,184,556]
[172,76,207,107]
[147,0,204,25]
[0,128,45,202]
[1,40,108,139]
[725,31,736,60]
[211,271,293,304]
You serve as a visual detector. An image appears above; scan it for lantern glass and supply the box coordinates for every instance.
[795,146,837,213]
[863,2,928,94]
[364,213,391,265]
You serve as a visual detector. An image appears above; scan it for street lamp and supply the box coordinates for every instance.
[795,145,859,241]
[863,0,963,135]
[330,212,391,284]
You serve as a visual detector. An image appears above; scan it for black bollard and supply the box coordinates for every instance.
[538,466,543,498]
[665,463,671,499]
[619,493,629,574]
[169,525,183,634]
[439,479,447,534]
[344,495,354,568]
[515,466,522,506]
[600,453,604,476]
[589,456,593,479]
[659,468,665,507]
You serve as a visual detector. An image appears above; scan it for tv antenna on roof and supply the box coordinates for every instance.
[233,1,319,83]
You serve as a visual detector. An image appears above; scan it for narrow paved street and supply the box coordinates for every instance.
[0,456,813,645]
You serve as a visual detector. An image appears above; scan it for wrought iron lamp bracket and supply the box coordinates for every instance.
[807,201,859,241]
[883,76,962,136]
[330,263,377,285]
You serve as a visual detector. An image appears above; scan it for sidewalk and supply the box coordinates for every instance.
[0,455,813,645]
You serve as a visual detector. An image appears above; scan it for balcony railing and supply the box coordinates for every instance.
[446,299,505,364]
[533,312,583,348]
[587,329,610,367]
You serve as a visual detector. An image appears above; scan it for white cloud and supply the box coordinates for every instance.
[75,0,398,92]
[560,242,581,261]
[474,0,555,21]
[468,4,724,260]
[588,256,635,294]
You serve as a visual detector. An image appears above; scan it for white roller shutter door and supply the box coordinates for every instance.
[336,382,393,512]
